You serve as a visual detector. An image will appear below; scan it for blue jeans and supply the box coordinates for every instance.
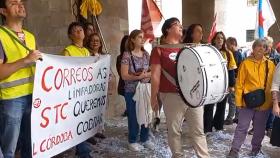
[76,142,92,158]
[0,95,32,158]
[124,92,149,143]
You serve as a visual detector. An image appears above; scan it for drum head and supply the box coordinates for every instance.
[176,47,206,108]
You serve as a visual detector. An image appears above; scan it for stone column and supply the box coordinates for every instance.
[182,0,215,42]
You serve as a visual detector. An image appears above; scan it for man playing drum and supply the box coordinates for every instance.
[150,17,209,158]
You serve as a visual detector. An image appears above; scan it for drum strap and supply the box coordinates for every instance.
[161,68,177,86]
[156,43,186,48]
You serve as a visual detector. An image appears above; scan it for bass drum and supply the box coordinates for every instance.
[176,44,228,108]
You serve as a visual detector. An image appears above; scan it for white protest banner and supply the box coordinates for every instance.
[31,54,110,158]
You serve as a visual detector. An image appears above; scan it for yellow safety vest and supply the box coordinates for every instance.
[0,27,36,100]
[63,45,90,57]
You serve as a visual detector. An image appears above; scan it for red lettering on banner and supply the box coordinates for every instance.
[40,107,51,128]
[40,102,68,128]
[88,67,93,81]
[53,102,68,123]
[39,130,73,153]
[76,67,82,82]
[63,68,70,86]
[32,143,37,156]
[41,66,54,92]
[54,69,63,90]
[41,66,94,92]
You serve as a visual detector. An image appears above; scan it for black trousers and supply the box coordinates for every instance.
[271,116,280,147]
[203,95,228,133]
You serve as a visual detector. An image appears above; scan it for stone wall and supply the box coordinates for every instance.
[182,0,215,42]
[270,0,280,44]
[24,0,128,118]
[25,0,75,54]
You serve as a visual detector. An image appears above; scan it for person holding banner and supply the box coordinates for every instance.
[85,32,107,142]
[121,29,153,151]
[63,22,92,158]
[150,18,209,158]
[0,0,42,157]
[270,60,280,147]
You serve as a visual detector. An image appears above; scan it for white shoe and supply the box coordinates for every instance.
[128,143,143,151]
[143,140,155,150]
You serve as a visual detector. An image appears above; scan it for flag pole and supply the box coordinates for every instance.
[92,15,109,54]
[275,19,280,35]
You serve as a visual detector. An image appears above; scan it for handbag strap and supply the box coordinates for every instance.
[264,60,269,89]
[0,26,32,52]
[129,51,137,72]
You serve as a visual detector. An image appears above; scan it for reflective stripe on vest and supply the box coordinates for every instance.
[0,76,34,89]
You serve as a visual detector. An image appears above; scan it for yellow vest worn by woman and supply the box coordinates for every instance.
[63,45,90,57]
[0,27,36,100]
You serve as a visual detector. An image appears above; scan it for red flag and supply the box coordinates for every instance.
[141,0,163,42]
[208,13,217,43]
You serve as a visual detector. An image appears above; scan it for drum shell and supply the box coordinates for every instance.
[176,44,228,108]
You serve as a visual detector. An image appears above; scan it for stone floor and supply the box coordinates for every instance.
[52,116,280,158]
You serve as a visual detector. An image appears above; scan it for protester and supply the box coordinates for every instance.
[121,29,153,151]
[204,32,237,133]
[271,62,280,147]
[63,22,93,158]
[264,36,279,137]
[150,18,209,158]
[0,0,42,157]
[227,39,275,158]
[117,35,129,117]
[265,36,280,65]
[86,33,104,56]
[83,22,96,44]
[225,37,244,125]
[183,23,203,44]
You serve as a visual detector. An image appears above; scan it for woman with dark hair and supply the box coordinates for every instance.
[203,31,237,133]
[83,22,96,43]
[117,35,129,96]
[121,30,153,151]
[117,35,129,116]
[150,18,209,158]
[183,24,203,44]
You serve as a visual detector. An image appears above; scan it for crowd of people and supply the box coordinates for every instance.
[1,0,280,158]
[117,17,280,158]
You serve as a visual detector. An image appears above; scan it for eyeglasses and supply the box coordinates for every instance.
[170,22,182,28]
